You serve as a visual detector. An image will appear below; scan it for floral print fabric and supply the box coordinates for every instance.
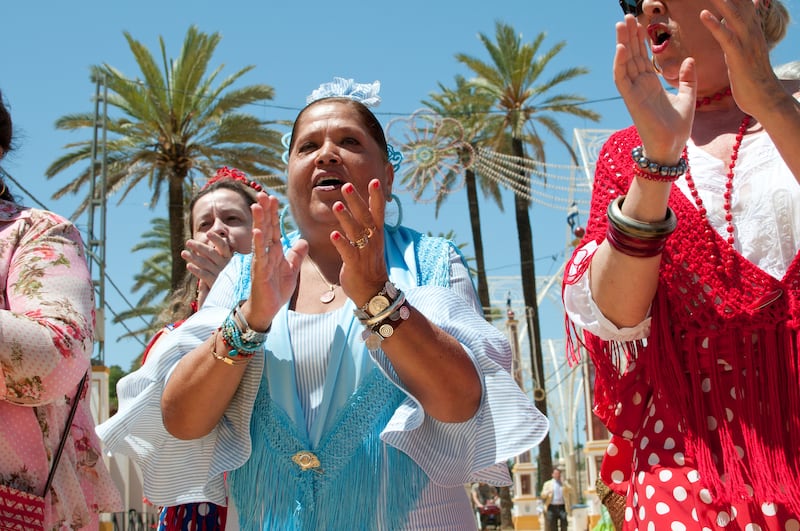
[0,200,120,529]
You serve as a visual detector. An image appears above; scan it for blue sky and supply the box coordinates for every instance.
[3,0,798,385]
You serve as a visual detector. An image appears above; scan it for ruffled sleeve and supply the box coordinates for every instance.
[373,285,548,487]
[96,256,257,506]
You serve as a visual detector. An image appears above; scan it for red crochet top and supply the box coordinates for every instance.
[564,126,800,513]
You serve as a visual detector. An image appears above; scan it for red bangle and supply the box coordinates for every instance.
[605,223,668,257]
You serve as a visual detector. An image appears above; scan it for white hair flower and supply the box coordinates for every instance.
[306,77,381,107]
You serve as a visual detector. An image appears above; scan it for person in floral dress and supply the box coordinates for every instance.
[0,89,121,528]
[562,0,800,529]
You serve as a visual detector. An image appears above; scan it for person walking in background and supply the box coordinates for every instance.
[540,468,575,531]
[563,0,799,528]
[98,78,548,530]
[140,167,261,529]
[0,89,121,528]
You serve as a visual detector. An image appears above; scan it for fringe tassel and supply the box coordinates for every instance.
[229,369,428,530]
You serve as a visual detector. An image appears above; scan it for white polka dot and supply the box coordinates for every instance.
[658,469,673,482]
[645,485,655,499]
[649,404,656,416]
[611,470,625,484]
[745,484,754,496]
[656,502,671,515]
[701,378,711,392]
[717,511,731,527]
[664,437,676,450]
[615,403,623,416]
[673,486,687,501]
[625,507,634,521]
[197,502,210,517]
[699,489,713,504]
[726,408,734,422]
[648,453,660,466]
[730,387,738,399]
[648,523,655,531]
[687,470,700,483]
[735,445,744,458]
[638,471,646,485]
[639,506,646,520]
[745,524,762,531]
[762,502,777,516]
[692,508,699,521]
[640,436,650,450]
[674,452,685,466]
[607,442,619,457]
[701,337,709,349]
[633,391,642,405]
[731,506,738,519]
[671,522,687,531]
[707,416,718,430]
[623,430,634,439]
[785,519,800,531]
[653,420,664,433]
[633,492,639,505]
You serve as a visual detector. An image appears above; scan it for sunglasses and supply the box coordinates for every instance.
[619,0,643,16]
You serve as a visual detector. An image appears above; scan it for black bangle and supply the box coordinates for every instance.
[606,195,677,240]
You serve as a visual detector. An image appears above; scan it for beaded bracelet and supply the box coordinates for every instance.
[210,329,250,366]
[631,145,687,182]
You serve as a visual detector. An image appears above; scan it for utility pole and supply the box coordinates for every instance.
[86,74,108,366]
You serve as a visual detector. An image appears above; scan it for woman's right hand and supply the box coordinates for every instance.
[613,14,696,163]
[240,193,307,332]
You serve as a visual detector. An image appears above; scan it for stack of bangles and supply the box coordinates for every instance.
[606,195,677,258]
[211,301,269,366]
[354,281,411,351]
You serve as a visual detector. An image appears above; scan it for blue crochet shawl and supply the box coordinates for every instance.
[228,226,465,530]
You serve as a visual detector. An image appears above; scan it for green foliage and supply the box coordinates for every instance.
[45,25,287,291]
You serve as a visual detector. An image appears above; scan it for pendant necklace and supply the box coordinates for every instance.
[306,256,339,304]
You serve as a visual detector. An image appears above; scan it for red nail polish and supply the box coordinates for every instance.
[343,183,354,194]
[332,232,341,241]
[333,202,344,212]
[371,180,380,189]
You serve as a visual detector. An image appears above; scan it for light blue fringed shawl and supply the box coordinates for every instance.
[228,226,464,531]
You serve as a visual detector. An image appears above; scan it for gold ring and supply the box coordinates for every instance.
[350,236,369,249]
[363,226,375,238]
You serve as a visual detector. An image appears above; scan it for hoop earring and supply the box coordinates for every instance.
[385,193,403,232]
[651,55,662,75]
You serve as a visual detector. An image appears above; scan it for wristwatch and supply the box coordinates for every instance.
[363,281,399,318]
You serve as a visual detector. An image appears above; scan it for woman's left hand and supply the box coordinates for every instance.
[330,178,389,306]
[702,0,780,118]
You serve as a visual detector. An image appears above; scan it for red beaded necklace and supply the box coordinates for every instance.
[695,87,732,109]
[683,114,751,250]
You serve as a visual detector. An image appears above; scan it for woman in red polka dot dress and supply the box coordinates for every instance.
[562,0,800,529]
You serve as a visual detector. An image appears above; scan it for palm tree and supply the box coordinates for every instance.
[422,75,505,319]
[45,25,286,292]
[457,21,601,480]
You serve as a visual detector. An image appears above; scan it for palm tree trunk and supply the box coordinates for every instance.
[168,176,187,293]
[465,168,492,321]
[511,138,553,484]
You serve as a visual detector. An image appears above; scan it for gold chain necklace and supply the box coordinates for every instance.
[306,256,339,304]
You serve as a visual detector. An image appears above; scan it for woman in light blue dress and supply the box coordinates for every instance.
[99,80,548,530]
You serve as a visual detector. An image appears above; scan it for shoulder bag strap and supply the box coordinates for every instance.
[42,371,88,497]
